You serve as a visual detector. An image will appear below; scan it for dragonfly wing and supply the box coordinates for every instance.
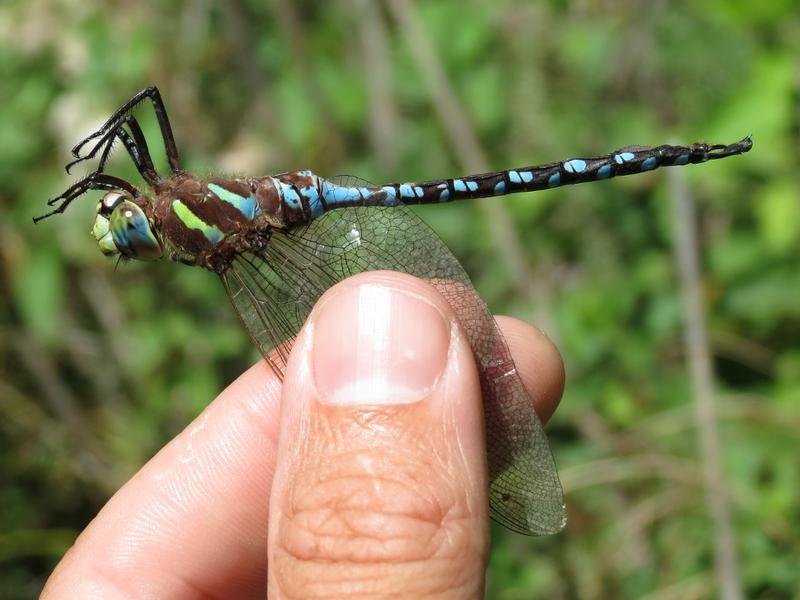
[222,204,565,534]
[221,253,302,379]
[329,174,376,188]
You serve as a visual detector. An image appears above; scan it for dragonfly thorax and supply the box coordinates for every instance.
[92,190,163,260]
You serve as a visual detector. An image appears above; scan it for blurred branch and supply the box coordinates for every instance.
[78,271,130,372]
[710,330,774,375]
[668,168,743,600]
[269,0,346,164]
[216,0,290,167]
[573,408,653,570]
[611,487,694,571]
[13,333,83,432]
[560,453,701,491]
[12,331,112,484]
[355,0,399,170]
[642,575,713,600]
[72,271,128,409]
[383,0,558,337]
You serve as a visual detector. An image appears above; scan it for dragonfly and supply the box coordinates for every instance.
[35,87,752,535]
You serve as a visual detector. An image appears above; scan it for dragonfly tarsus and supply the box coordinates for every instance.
[71,86,182,175]
[33,173,138,223]
[65,114,161,186]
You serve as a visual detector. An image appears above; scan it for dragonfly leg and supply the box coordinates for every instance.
[33,173,139,223]
[71,86,182,175]
[65,114,161,186]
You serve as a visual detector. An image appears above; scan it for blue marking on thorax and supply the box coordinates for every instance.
[674,154,689,165]
[414,186,424,197]
[208,183,257,220]
[435,183,449,201]
[597,164,612,179]
[466,180,478,192]
[508,171,521,184]
[453,179,467,192]
[564,159,587,173]
[641,157,657,171]
[520,171,533,183]
[204,227,224,244]
[548,172,561,187]
[494,181,506,195]
[614,152,635,164]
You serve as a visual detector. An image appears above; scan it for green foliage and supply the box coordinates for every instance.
[1,0,797,597]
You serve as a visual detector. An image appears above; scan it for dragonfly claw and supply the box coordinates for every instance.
[71,134,97,158]
[65,156,85,175]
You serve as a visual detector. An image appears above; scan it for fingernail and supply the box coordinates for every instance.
[312,283,450,405]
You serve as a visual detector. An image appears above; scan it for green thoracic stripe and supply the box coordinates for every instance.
[172,199,224,243]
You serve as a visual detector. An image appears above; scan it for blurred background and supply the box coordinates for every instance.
[1,0,798,597]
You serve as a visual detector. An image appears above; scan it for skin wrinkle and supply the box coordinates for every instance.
[83,559,141,599]
[273,402,477,592]
[271,554,479,599]
[291,452,445,552]
[274,422,478,593]
[236,371,282,434]
[63,551,260,600]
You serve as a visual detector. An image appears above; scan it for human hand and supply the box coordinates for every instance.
[42,271,564,599]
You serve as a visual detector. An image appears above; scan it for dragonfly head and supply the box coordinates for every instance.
[92,190,163,260]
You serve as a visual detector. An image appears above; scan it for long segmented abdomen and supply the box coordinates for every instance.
[314,137,752,211]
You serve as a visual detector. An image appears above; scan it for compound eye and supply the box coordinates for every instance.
[108,200,162,260]
[99,190,130,216]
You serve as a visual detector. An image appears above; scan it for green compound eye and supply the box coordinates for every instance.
[108,200,162,260]
[91,213,118,256]
[91,191,162,260]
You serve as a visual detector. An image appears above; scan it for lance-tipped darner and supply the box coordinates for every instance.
[35,86,752,535]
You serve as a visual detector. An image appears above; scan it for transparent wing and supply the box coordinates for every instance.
[221,205,565,534]
[330,174,376,188]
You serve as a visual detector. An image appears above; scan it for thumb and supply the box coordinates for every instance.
[268,271,489,599]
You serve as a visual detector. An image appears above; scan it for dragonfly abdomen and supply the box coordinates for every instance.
[387,137,753,205]
[309,137,751,212]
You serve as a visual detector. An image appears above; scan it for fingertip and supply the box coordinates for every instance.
[494,316,565,424]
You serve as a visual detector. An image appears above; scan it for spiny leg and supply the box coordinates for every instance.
[33,173,139,223]
[66,114,160,185]
[71,86,181,174]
